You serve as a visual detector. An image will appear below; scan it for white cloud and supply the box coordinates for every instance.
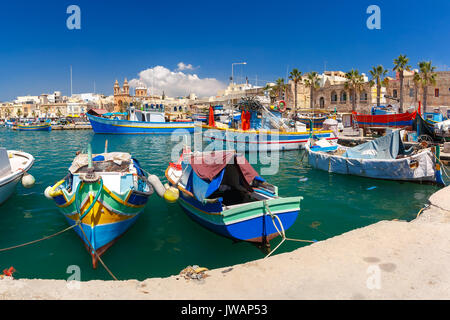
[176,62,195,71]
[129,65,226,98]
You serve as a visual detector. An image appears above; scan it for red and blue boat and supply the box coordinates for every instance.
[353,107,417,130]
[165,149,302,245]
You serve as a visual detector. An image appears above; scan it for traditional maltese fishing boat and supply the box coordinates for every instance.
[353,106,417,130]
[165,148,302,246]
[201,98,336,152]
[87,105,195,134]
[45,143,154,268]
[0,148,35,205]
[305,130,445,185]
[14,122,52,131]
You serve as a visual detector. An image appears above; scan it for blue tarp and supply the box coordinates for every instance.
[192,169,225,202]
[343,130,412,160]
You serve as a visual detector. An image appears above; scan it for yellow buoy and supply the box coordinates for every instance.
[163,186,179,203]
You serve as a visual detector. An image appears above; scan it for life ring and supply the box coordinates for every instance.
[278,100,287,112]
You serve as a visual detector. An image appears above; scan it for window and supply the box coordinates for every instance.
[435,88,439,97]
[340,91,347,102]
[393,90,398,98]
[331,91,337,103]
[360,91,368,101]
[409,88,414,97]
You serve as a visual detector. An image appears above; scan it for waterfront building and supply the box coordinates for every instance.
[385,71,450,115]
[113,79,191,114]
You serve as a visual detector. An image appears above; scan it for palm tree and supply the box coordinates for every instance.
[16,109,22,119]
[344,69,365,111]
[413,71,421,103]
[275,78,287,100]
[132,99,142,110]
[120,102,129,113]
[369,65,388,106]
[418,61,437,112]
[288,68,302,110]
[263,84,277,104]
[393,54,411,113]
[303,72,320,109]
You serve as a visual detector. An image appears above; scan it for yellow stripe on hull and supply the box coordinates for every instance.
[66,195,137,225]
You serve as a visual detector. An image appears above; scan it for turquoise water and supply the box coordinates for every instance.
[0,128,443,281]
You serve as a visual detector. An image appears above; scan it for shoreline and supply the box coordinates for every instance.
[1,186,450,300]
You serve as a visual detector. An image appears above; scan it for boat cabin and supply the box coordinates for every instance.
[128,105,166,123]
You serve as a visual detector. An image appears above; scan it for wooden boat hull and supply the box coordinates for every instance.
[178,192,301,243]
[297,116,327,128]
[201,125,337,151]
[353,111,417,129]
[52,179,150,268]
[87,114,195,134]
[14,124,51,131]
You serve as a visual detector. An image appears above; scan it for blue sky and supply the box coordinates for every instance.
[0,0,449,101]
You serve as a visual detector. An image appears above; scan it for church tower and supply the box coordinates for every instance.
[114,80,120,95]
[123,78,129,95]
[113,78,132,112]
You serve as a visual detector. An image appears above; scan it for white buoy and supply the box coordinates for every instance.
[44,186,53,200]
[21,173,35,188]
[147,174,167,198]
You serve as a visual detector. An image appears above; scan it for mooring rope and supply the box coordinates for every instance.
[416,204,430,219]
[77,224,118,281]
[0,178,118,281]
[0,224,77,252]
[434,152,450,180]
[73,178,118,281]
[263,201,316,259]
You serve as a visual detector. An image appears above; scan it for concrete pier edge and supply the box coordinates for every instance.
[1,186,450,300]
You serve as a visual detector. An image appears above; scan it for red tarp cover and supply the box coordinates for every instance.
[188,151,259,185]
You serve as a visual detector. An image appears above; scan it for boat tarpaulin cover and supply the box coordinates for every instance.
[343,130,412,160]
[182,151,261,202]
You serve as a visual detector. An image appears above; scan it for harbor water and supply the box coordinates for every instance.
[0,128,443,281]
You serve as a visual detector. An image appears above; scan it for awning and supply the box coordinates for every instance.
[87,109,109,116]
[104,112,127,116]
[182,151,262,202]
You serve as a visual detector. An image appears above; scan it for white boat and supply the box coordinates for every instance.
[0,148,35,205]
[305,130,445,185]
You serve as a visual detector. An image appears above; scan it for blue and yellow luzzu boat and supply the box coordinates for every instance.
[87,105,194,134]
[14,122,52,131]
[165,149,302,245]
[45,145,153,268]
